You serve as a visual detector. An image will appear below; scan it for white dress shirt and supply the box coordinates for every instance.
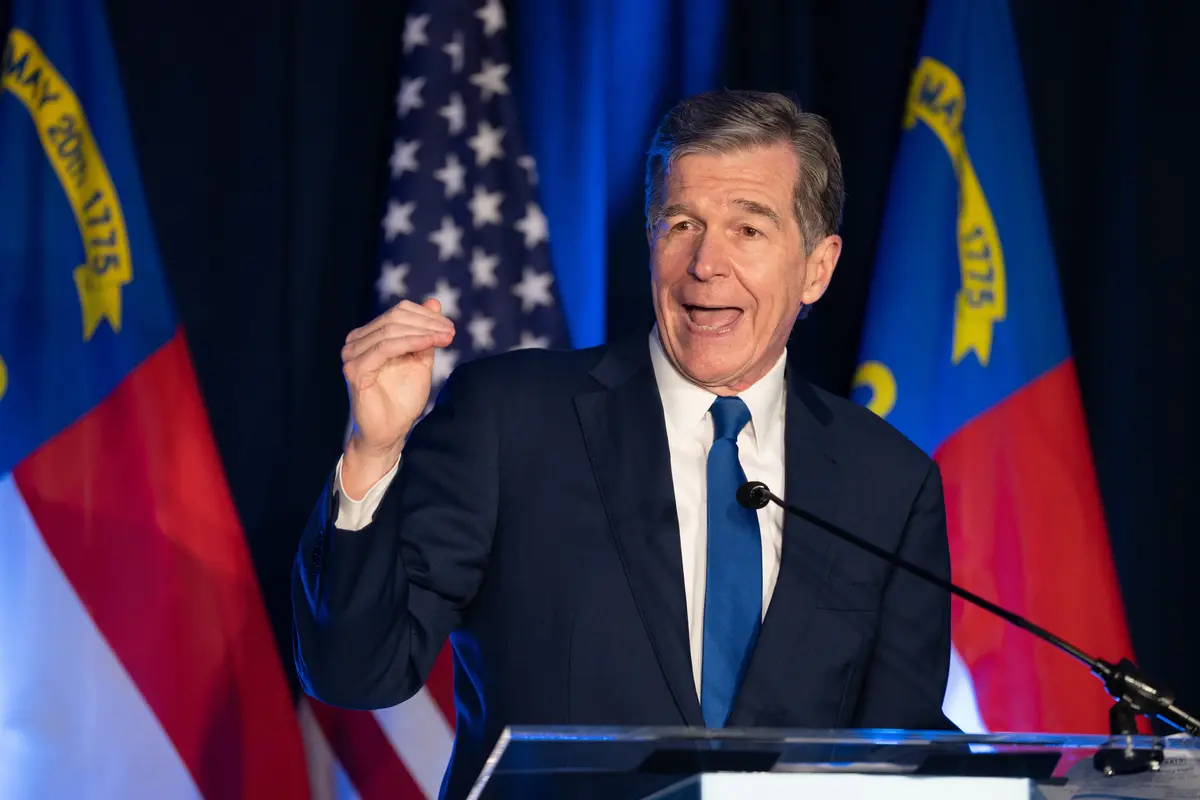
[647,327,787,697]
[333,326,788,699]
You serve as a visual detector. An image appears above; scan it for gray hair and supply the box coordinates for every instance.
[644,90,845,254]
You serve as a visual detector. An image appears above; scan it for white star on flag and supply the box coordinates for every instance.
[476,0,506,36]
[396,76,424,117]
[514,203,549,248]
[511,267,555,313]
[375,262,409,302]
[434,153,467,197]
[432,346,460,384]
[468,120,505,166]
[440,92,466,135]
[402,14,430,53]
[511,330,551,350]
[470,59,510,102]
[517,154,538,184]
[468,185,504,228]
[468,313,497,350]
[382,200,415,240]
[443,31,465,73]
[427,278,462,319]
[469,248,499,288]
[428,216,465,261]
[390,139,420,177]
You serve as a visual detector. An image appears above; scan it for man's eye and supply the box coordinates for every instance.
[742,226,762,237]
[673,220,694,231]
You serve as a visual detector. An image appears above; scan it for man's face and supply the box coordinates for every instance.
[648,142,841,394]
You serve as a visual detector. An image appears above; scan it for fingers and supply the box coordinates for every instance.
[342,321,454,363]
[346,298,454,345]
[345,332,449,380]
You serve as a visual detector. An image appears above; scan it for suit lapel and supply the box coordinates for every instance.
[574,333,705,727]
[728,366,842,725]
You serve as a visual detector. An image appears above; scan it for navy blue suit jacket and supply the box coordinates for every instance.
[293,330,953,800]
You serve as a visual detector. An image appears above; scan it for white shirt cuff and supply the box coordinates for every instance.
[333,453,400,531]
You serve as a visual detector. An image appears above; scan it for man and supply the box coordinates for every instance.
[293,90,953,799]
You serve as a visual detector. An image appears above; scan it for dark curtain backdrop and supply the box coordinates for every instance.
[20,0,1191,725]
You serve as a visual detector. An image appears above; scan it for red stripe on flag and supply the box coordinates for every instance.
[935,358,1136,733]
[426,644,457,725]
[13,330,310,799]
[311,702,426,800]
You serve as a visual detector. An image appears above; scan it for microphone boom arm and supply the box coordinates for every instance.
[737,480,1200,748]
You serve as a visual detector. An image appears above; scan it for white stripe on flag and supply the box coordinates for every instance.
[0,473,201,800]
[298,698,362,800]
[943,642,989,734]
[373,689,455,799]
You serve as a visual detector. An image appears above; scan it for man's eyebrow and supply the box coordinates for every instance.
[656,203,690,222]
[733,198,782,229]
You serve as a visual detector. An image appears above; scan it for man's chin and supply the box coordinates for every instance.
[674,352,751,391]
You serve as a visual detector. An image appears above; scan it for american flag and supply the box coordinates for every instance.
[301,1,570,798]
[376,0,570,394]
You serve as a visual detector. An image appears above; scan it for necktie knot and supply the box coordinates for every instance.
[710,396,751,443]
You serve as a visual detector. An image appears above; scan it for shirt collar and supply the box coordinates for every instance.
[648,325,788,446]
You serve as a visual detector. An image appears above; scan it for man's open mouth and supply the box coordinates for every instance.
[683,304,743,332]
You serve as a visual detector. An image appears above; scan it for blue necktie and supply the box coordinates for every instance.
[701,395,762,728]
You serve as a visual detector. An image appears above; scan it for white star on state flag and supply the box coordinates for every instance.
[476,0,506,36]
[470,59,510,102]
[375,261,409,301]
[443,31,465,73]
[468,185,504,228]
[468,120,505,166]
[434,153,467,197]
[440,92,466,136]
[517,154,538,185]
[396,76,424,117]
[382,200,415,240]
[432,347,460,384]
[514,202,550,248]
[402,13,429,53]
[511,330,551,350]
[469,247,499,288]
[428,216,465,261]
[389,139,420,177]
[468,313,496,350]
[427,278,462,319]
[512,267,555,313]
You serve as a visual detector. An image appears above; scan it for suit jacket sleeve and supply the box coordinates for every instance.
[292,364,499,710]
[852,458,957,731]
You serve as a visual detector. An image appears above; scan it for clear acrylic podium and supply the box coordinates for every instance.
[467,726,1200,799]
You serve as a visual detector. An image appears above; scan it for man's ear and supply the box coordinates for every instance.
[800,234,843,306]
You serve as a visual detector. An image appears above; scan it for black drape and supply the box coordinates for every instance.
[30,0,1195,723]
[100,0,411,673]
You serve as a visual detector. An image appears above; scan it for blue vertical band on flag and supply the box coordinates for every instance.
[0,0,176,475]
[851,0,1071,456]
[375,0,570,401]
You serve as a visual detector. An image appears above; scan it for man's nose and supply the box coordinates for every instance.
[688,232,732,281]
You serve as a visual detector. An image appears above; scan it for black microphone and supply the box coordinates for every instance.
[737,479,1199,773]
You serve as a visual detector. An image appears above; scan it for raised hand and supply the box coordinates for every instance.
[340,297,455,497]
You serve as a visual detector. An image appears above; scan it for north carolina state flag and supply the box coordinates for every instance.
[0,1,310,795]
[852,0,1135,734]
